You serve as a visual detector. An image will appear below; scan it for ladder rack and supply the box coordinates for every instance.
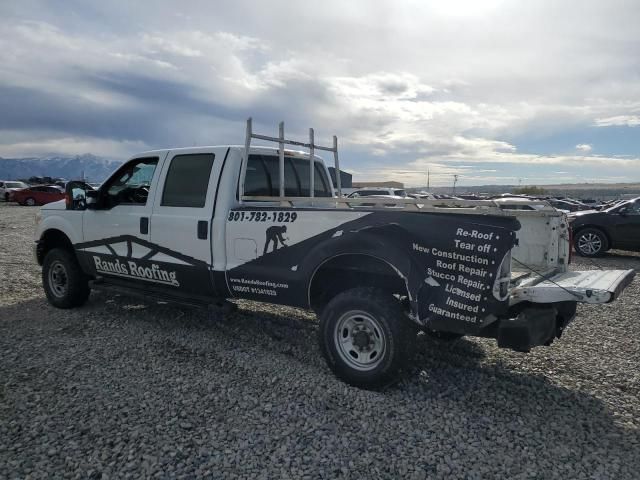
[239,118,562,218]
[240,118,342,203]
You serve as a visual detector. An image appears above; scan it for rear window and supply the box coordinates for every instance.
[394,190,406,197]
[162,154,215,207]
[244,155,331,197]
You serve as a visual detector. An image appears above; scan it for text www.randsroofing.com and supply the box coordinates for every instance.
[229,277,288,297]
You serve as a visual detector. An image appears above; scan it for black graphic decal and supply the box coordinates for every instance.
[227,209,520,336]
[263,225,288,254]
[74,235,215,296]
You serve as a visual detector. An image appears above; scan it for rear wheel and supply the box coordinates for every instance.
[25,197,36,206]
[574,228,608,257]
[42,248,90,308]
[4,193,9,202]
[318,287,416,389]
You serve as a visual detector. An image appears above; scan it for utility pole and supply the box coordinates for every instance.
[427,168,430,190]
[452,174,459,195]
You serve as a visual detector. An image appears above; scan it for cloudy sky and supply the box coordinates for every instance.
[1,0,639,186]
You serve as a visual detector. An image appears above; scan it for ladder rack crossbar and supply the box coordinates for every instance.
[250,133,336,152]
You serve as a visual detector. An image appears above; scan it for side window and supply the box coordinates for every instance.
[161,154,215,208]
[244,155,271,196]
[105,157,158,207]
[627,201,640,215]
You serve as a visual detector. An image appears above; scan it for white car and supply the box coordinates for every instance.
[348,188,407,198]
[0,181,29,201]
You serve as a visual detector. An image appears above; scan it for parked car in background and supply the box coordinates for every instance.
[13,185,65,206]
[547,198,590,212]
[0,181,29,201]
[348,188,408,198]
[569,197,640,256]
[493,198,549,211]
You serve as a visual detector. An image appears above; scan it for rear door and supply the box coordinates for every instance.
[148,149,224,298]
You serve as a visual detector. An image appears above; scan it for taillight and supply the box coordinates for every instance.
[568,227,573,264]
[65,193,71,207]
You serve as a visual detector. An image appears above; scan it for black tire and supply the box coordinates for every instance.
[42,248,90,308]
[4,193,8,202]
[574,227,608,257]
[318,287,416,389]
[25,197,36,206]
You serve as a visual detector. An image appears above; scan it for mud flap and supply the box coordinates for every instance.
[497,306,558,352]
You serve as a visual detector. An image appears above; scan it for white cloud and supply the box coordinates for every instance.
[0,135,149,159]
[594,115,640,127]
[575,144,592,152]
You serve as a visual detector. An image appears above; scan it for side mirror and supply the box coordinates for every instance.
[65,181,90,210]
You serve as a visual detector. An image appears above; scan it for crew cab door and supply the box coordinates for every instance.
[76,155,164,283]
[148,149,223,298]
[612,201,640,248]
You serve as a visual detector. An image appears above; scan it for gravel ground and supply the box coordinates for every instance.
[1,201,639,479]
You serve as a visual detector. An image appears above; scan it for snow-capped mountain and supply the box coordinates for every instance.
[0,154,123,182]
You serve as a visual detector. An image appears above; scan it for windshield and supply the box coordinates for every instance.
[605,200,631,212]
[6,182,27,188]
[394,190,407,197]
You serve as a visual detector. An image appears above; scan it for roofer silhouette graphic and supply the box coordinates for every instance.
[263,225,288,255]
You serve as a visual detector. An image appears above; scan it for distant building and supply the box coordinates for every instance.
[327,167,352,188]
[352,181,404,189]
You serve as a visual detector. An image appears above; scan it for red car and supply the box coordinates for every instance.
[13,185,65,206]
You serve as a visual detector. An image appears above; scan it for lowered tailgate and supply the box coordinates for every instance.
[511,269,635,304]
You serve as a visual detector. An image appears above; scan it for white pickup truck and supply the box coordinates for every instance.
[34,120,635,388]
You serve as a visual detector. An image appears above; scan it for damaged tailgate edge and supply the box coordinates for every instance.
[510,269,636,304]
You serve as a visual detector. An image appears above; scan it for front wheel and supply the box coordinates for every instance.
[318,288,416,389]
[42,248,91,308]
[574,228,608,257]
[25,197,36,206]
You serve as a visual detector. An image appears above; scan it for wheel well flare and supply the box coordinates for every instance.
[37,229,74,265]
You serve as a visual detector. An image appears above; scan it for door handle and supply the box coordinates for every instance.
[197,220,208,240]
[140,217,149,234]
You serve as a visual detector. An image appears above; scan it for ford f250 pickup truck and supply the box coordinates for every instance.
[34,119,635,388]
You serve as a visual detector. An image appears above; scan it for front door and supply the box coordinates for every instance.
[148,149,221,298]
[613,200,640,249]
[76,155,164,286]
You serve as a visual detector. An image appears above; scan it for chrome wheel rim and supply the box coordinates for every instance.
[334,310,386,371]
[26,198,35,206]
[578,232,602,255]
[48,261,68,298]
